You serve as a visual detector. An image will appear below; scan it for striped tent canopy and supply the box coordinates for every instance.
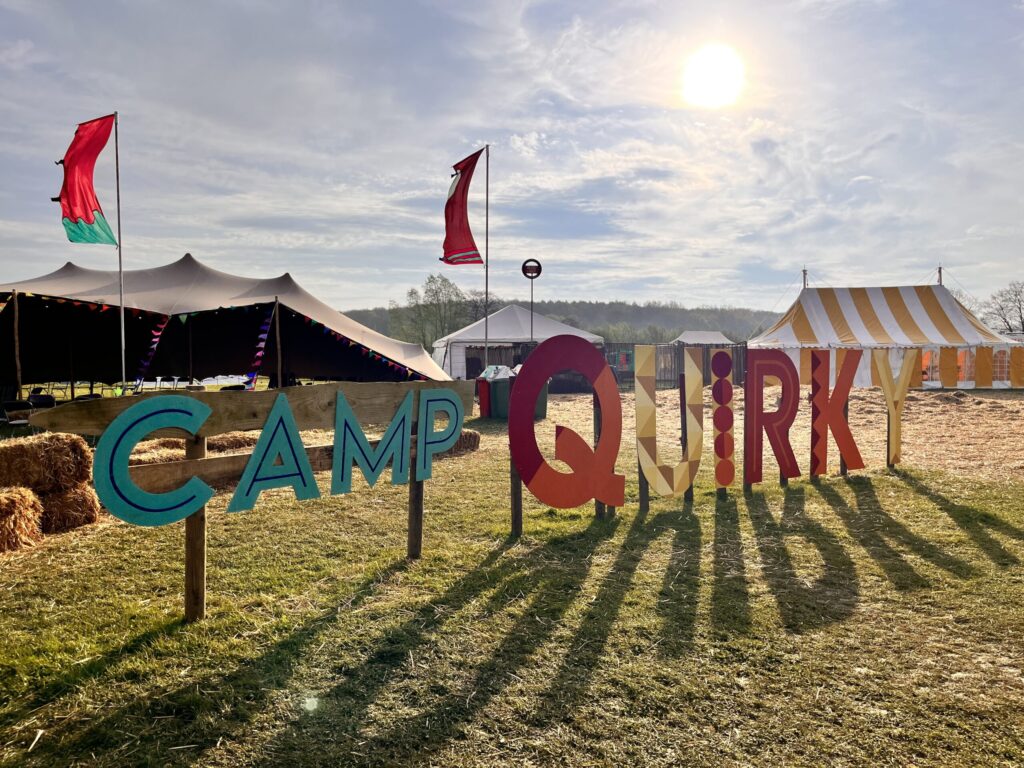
[749,285,1023,389]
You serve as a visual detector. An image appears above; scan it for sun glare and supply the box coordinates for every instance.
[682,43,746,109]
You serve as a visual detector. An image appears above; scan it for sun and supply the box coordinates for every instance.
[682,43,746,109]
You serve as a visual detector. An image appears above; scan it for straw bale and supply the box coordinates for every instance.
[0,486,43,552]
[440,429,481,459]
[0,432,91,494]
[40,483,101,534]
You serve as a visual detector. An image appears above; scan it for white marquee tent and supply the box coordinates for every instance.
[432,304,603,379]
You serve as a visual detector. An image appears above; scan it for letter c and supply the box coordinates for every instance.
[93,396,214,526]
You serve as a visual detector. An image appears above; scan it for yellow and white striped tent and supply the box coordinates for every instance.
[748,285,1024,389]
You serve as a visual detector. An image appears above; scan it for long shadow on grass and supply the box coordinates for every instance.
[816,476,975,591]
[895,471,1024,567]
[258,518,616,766]
[522,502,701,734]
[16,556,413,767]
[0,618,185,735]
[710,494,752,636]
[746,486,859,633]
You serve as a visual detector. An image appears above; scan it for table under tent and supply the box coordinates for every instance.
[0,253,447,399]
[747,284,1024,388]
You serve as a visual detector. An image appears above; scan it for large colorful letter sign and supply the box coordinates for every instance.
[744,349,801,486]
[509,335,625,508]
[93,396,214,526]
[332,390,413,493]
[711,349,735,490]
[810,349,864,475]
[228,394,320,512]
[415,389,466,480]
[635,345,703,497]
[873,348,918,466]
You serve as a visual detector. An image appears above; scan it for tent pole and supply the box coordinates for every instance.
[484,143,489,371]
[114,111,126,394]
[187,318,193,384]
[12,290,21,399]
[274,296,283,388]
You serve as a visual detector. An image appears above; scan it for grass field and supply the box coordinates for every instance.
[1,393,1023,766]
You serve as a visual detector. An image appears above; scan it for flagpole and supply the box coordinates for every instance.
[484,143,489,371]
[114,111,126,393]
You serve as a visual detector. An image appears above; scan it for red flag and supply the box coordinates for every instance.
[442,148,484,265]
[54,114,118,245]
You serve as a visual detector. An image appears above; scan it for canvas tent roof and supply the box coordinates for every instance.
[748,285,1015,349]
[0,253,447,382]
[673,330,733,345]
[433,304,603,346]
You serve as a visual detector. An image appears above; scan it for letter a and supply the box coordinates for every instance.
[229,394,320,512]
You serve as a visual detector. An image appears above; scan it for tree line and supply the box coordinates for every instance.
[346,274,779,348]
[345,275,1024,350]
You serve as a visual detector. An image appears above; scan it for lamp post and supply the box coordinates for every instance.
[521,258,542,342]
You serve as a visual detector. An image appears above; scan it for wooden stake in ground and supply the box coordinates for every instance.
[184,435,207,622]
[510,458,523,538]
[407,473,424,559]
[593,391,609,519]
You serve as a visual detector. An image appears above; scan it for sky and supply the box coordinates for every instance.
[1,0,1022,313]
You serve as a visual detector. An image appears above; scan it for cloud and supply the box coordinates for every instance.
[0,0,1021,316]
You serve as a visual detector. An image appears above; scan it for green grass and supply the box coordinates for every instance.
[1,416,1023,766]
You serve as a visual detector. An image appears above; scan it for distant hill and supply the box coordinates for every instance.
[345,299,781,345]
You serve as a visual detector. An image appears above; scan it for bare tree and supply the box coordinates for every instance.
[982,281,1024,334]
[948,287,982,315]
[388,274,469,347]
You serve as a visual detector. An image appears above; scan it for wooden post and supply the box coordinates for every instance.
[679,368,693,502]
[184,436,207,622]
[510,458,523,538]
[407,476,424,559]
[886,409,894,470]
[638,456,649,514]
[12,290,21,399]
[274,296,283,388]
[839,400,849,476]
[593,392,606,519]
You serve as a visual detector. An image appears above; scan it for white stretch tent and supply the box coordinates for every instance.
[432,304,603,379]
[748,284,1023,388]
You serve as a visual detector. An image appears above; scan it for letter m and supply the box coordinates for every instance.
[332,390,413,494]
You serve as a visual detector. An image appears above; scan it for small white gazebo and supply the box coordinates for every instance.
[432,304,603,379]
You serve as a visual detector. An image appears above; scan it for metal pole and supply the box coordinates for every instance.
[274,296,283,388]
[12,290,21,399]
[530,278,534,342]
[114,112,126,393]
[484,144,489,370]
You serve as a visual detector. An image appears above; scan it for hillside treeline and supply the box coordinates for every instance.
[344,274,781,347]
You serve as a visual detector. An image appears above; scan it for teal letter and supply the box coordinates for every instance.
[228,394,320,512]
[332,390,412,494]
[415,388,465,481]
[93,396,213,527]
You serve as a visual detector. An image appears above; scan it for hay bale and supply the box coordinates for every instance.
[440,429,481,459]
[0,432,92,495]
[0,486,43,552]
[40,483,101,534]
